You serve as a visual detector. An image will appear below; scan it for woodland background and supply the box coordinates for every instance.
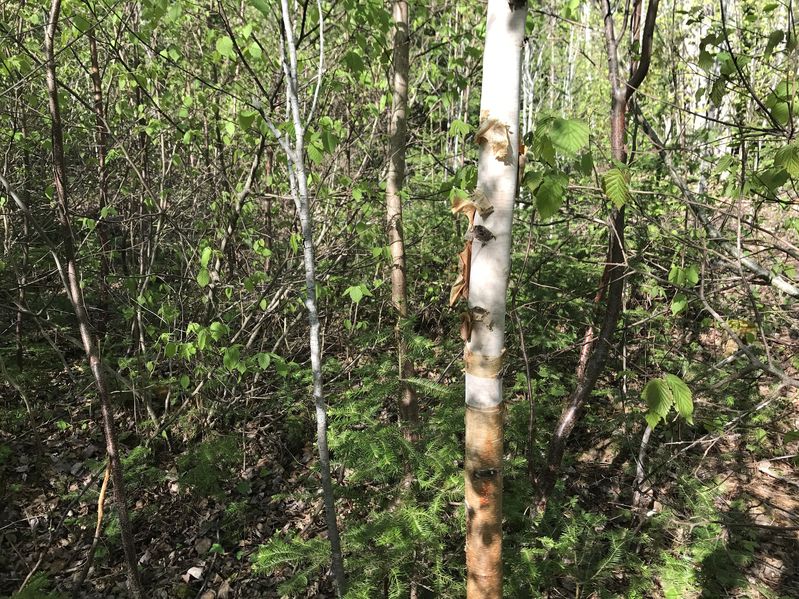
[1,0,798,597]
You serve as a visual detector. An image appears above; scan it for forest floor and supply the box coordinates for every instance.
[2,351,799,598]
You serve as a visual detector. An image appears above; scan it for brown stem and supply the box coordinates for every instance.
[386,0,419,436]
[89,33,111,336]
[535,0,659,512]
[44,2,144,595]
[72,463,111,596]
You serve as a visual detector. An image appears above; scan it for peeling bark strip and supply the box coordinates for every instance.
[465,405,504,599]
[464,1,526,597]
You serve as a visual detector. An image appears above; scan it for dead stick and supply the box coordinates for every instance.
[72,462,111,597]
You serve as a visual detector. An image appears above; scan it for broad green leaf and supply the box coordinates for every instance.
[784,430,799,443]
[765,30,784,57]
[257,352,271,370]
[72,14,90,33]
[685,265,699,286]
[209,321,228,340]
[671,293,688,315]
[180,374,190,389]
[601,168,630,208]
[550,118,589,155]
[775,144,799,177]
[645,411,662,429]
[578,152,594,176]
[307,136,324,164]
[197,329,208,351]
[668,264,685,286]
[251,0,270,18]
[344,284,371,303]
[643,378,672,429]
[664,374,693,423]
[200,246,212,267]
[771,102,790,125]
[709,78,727,107]
[449,119,471,137]
[197,267,210,287]
[164,341,177,358]
[535,175,566,220]
[216,36,235,59]
[223,346,240,371]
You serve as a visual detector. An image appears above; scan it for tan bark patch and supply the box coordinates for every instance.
[465,405,503,598]
[475,116,512,162]
[465,348,506,378]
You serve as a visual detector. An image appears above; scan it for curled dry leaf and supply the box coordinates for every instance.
[449,242,472,307]
[451,195,477,227]
[475,117,512,161]
[460,311,473,342]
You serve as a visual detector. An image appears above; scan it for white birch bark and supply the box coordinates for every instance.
[464,2,526,597]
[466,2,526,411]
[279,1,346,593]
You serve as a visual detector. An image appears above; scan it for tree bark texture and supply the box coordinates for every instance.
[45,2,144,596]
[279,0,346,593]
[534,0,659,512]
[465,1,527,597]
[386,0,419,435]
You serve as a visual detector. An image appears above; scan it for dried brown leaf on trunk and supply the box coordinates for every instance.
[450,242,473,307]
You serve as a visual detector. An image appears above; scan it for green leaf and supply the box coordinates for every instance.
[668,264,685,286]
[671,293,688,315]
[200,246,212,267]
[73,14,91,33]
[180,374,190,389]
[578,152,594,176]
[307,136,324,164]
[784,430,799,443]
[550,118,589,155]
[257,352,271,370]
[449,119,471,137]
[709,78,727,107]
[197,268,210,287]
[251,0,270,18]
[223,346,240,371]
[770,102,790,125]
[685,265,699,286]
[344,284,371,303]
[535,174,566,219]
[643,378,673,429]
[775,144,799,177]
[216,36,235,58]
[645,411,662,430]
[209,321,228,341]
[765,30,784,57]
[664,374,693,424]
[164,341,177,358]
[601,168,630,208]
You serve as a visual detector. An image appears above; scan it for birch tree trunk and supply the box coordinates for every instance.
[464,2,526,597]
[278,0,346,593]
[386,0,419,437]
